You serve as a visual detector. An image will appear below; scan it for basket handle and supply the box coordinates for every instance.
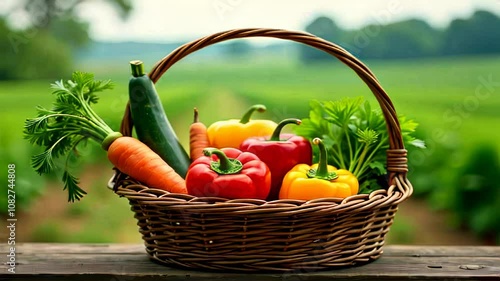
[120,28,409,188]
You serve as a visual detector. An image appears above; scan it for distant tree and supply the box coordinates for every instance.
[14,0,132,29]
[299,10,500,63]
[0,0,133,80]
[0,18,18,80]
[224,41,252,57]
[351,19,442,59]
[13,30,73,80]
[299,16,343,63]
[0,21,73,80]
[48,17,91,49]
[444,10,500,55]
[9,0,132,48]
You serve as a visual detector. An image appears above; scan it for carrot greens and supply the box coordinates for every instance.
[24,72,118,202]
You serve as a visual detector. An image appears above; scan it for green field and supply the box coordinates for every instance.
[3,55,500,148]
[1,54,499,243]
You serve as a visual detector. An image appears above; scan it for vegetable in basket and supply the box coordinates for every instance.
[186,147,271,199]
[294,97,425,194]
[129,60,190,178]
[24,72,187,202]
[189,107,210,162]
[207,104,277,148]
[279,138,358,200]
[240,118,312,201]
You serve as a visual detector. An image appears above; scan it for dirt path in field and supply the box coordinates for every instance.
[171,88,252,146]
[192,88,252,125]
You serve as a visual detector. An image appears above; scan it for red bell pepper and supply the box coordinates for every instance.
[240,118,312,200]
[185,147,271,200]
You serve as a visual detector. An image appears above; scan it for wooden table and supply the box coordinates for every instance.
[1,243,499,280]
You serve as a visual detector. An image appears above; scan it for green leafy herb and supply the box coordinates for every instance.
[294,97,425,193]
[24,72,116,202]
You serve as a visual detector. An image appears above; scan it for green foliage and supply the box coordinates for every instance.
[408,131,461,199]
[300,16,343,63]
[223,41,252,57]
[102,0,134,20]
[449,144,500,241]
[49,18,90,49]
[16,33,73,80]
[0,0,134,81]
[0,29,73,80]
[14,0,133,29]
[294,97,425,193]
[0,13,83,81]
[0,19,17,80]
[0,144,45,214]
[409,130,500,243]
[444,11,500,56]
[349,19,442,59]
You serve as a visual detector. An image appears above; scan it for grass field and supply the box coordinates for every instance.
[1,54,499,243]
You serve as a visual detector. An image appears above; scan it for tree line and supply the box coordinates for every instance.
[300,10,500,62]
[1,3,499,80]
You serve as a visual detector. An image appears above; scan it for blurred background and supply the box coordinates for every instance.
[0,0,499,245]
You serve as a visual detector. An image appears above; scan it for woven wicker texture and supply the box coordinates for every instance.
[113,28,413,272]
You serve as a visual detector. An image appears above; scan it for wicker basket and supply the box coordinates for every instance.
[110,28,413,272]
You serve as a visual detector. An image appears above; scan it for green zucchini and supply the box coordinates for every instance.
[128,60,190,178]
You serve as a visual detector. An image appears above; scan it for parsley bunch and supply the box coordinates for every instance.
[294,97,425,193]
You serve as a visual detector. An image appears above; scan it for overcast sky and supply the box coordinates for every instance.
[3,0,500,42]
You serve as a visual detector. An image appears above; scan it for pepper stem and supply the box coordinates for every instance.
[270,118,301,141]
[307,138,338,181]
[239,104,266,124]
[203,148,243,175]
[130,60,145,77]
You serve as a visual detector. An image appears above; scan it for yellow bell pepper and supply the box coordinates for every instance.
[207,104,277,148]
[279,138,359,200]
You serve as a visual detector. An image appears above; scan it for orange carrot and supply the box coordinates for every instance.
[189,107,210,162]
[25,73,189,202]
[107,136,187,194]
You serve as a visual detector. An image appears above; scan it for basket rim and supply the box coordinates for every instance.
[111,170,410,209]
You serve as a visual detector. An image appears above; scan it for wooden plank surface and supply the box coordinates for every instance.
[1,243,499,280]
